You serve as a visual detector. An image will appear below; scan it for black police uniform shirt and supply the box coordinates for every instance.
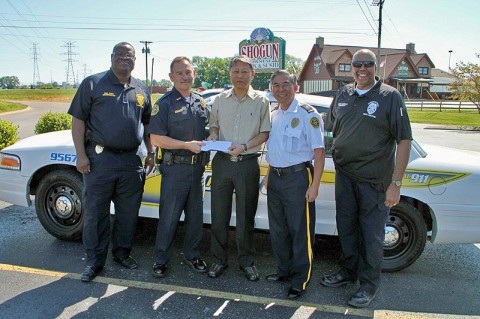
[325,80,412,189]
[68,69,152,151]
[148,87,209,156]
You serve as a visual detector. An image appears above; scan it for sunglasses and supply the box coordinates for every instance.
[351,61,375,68]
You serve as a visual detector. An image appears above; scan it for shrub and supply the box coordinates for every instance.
[0,120,19,150]
[34,112,72,134]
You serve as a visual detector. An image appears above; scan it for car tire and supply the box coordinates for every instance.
[35,169,83,241]
[382,201,427,272]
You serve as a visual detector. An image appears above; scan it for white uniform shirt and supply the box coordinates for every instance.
[266,98,325,168]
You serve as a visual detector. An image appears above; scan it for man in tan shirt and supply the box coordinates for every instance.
[207,55,271,281]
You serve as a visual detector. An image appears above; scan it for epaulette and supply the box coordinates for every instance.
[158,90,173,103]
[299,102,315,113]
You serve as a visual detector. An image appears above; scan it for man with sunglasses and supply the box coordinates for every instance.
[69,42,154,282]
[321,49,412,308]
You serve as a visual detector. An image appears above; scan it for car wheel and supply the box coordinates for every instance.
[382,201,427,272]
[35,169,83,241]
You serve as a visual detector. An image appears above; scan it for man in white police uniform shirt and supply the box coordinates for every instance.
[264,70,325,300]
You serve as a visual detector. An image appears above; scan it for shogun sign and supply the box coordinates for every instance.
[239,28,286,73]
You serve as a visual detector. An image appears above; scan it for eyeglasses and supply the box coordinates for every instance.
[112,52,135,59]
[352,61,375,68]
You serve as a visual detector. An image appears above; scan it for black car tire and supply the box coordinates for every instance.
[382,200,427,272]
[35,169,83,241]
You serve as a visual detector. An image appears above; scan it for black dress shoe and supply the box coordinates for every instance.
[265,273,289,282]
[208,263,228,278]
[348,289,376,308]
[185,257,207,273]
[152,263,168,278]
[113,256,138,269]
[320,273,356,288]
[240,265,259,281]
[81,265,103,282]
[287,287,303,299]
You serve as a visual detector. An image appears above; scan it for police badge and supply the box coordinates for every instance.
[291,118,299,128]
[136,94,145,108]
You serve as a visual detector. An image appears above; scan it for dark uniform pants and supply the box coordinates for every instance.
[82,146,145,268]
[154,162,204,264]
[210,154,260,267]
[267,166,315,291]
[335,169,388,294]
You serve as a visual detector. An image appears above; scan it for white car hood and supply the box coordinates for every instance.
[4,130,73,152]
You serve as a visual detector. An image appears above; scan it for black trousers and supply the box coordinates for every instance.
[267,166,315,291]
[210,153,260,267]
[154,162,205,264]
[82,146,145,268]
[335,169,388,293]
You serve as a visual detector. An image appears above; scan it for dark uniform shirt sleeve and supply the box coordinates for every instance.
[68,76,95,121]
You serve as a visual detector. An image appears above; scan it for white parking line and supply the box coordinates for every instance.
[153,291,176,310]
[213,300,230,316]
[290,306,316,319]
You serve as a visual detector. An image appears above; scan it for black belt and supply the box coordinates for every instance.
[172,154,202,165]
[270,162,308,177]
[88,141,138,153]
[218,152,260,162]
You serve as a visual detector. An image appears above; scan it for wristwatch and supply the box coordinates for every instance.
[391,179,402,187]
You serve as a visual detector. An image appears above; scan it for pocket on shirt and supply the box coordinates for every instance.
[284,127,301,152]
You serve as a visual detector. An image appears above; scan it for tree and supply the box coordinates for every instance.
[0,76,20,89]
[192,56,231,89]
[157,79,172,87]
[449,54,480,114]
[285,54,305,75]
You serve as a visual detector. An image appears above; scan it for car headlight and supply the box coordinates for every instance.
[0,153,21,171]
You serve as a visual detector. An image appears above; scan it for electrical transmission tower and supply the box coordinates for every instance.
[61,42,78,86]
[31,43,41,87]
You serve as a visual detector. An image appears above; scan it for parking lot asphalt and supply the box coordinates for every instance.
[1,201,479,318]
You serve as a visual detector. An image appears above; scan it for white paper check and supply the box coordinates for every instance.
[201,141,232,152]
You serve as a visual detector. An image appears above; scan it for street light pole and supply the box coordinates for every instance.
[448,50,453,70]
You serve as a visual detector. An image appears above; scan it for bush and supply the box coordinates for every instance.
[0,120,19,150]
[34,112,72,134]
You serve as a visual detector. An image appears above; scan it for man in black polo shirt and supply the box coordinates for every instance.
[148,56,209,278]
[321,49,412,308]
[69,42,154,282]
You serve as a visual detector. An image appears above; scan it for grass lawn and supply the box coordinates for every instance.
[0,88,77,102]
[407,108,480,127]
[0,100,28,113]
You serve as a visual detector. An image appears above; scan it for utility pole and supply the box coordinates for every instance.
[31,43,41,87]
[372,0,384,77]
[61,42,78,86]
[140,41,152,88]
[448,50,453,70]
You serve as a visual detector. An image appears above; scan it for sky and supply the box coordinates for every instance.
[0,0,478,86]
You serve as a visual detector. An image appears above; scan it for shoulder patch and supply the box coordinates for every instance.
[310,117,320,129]
[151,103,159,116]
[299,103,315,113]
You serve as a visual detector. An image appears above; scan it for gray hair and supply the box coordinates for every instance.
[270,70,296,85]
[229,55,254,70]
[170,56,193,72]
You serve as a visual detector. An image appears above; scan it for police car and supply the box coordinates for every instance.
[1,93,480,273]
